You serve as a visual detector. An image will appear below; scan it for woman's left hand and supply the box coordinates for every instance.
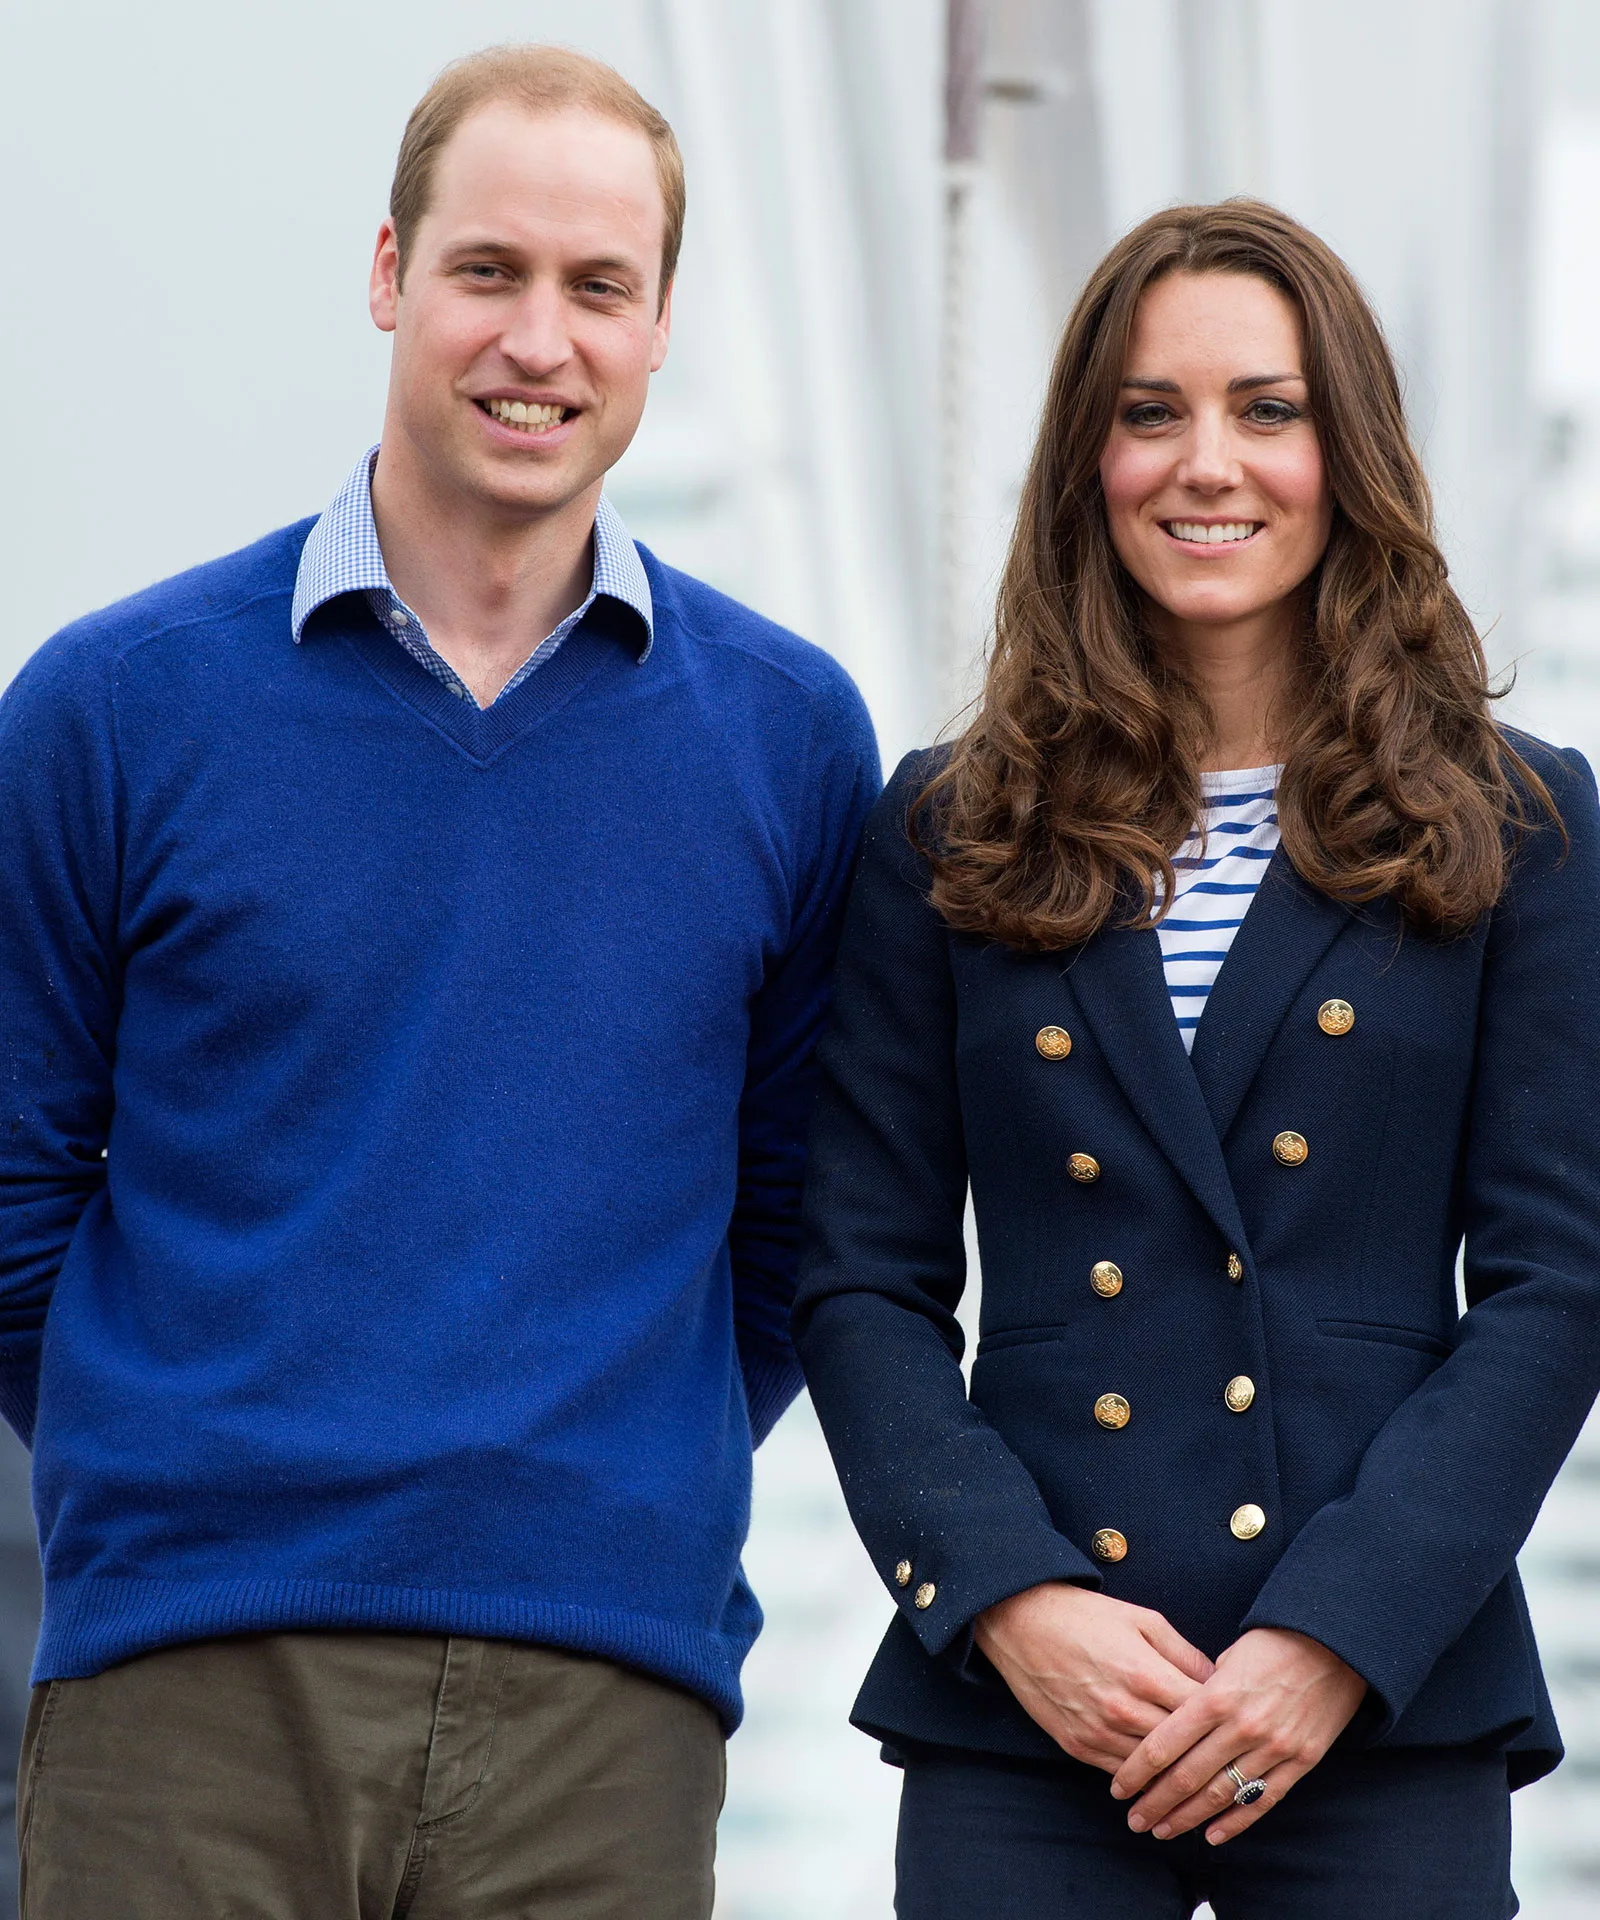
[1109,1627,1368,1845]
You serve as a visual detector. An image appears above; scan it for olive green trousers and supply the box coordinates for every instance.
[17,1632,725,1919]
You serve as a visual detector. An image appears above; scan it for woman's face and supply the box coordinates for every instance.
[1099,270,1333,646]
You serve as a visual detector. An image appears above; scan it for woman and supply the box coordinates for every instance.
[792,200,1600,1918]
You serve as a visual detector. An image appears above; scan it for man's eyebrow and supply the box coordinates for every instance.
[438,238,645,280]
[440,237,522,261]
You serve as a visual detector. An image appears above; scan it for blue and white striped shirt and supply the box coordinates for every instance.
[290,447,654,702]
[1156,766,1282,1053]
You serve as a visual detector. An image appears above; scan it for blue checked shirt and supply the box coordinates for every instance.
[291,447,653,701]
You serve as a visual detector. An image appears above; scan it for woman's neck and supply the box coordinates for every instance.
[1149,603,1296,772]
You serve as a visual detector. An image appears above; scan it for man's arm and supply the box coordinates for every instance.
[729,671,879,1446]
[0,629,123,1443]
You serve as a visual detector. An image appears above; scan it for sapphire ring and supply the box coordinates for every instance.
[1226,1764,1267,1807]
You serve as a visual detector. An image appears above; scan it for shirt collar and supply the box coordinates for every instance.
[290,446,654,660]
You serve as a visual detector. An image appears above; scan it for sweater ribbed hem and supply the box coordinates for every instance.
[35,1576,747,1731]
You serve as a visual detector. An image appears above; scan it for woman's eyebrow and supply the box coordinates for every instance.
[1119,372,1306,393]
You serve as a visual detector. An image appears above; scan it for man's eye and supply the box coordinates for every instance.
[579,280,625,298]
[463,264,505,282]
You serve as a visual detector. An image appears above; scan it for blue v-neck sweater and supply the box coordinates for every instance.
[0,521,879,1727]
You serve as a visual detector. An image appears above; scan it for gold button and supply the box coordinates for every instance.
[1230,1503,1267,1540]
[1068,1153,1100,1183]
[1272,1130,1308,1167]
[1091,1528,1128,1562]
[1224,1375,1256,1413]
[1094,1392,1130,1430]
[1317,999,1355,1036]
[1035,1025,1072,1060]
[1090,1260,1123,1298]
[1226,1251,1244,1283]
[894,1559,912,1588]
[914,1582,936,1609]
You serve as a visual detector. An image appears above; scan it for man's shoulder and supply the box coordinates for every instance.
[5,519,316,728]
[638,547,868,717]
[54,519,315,665]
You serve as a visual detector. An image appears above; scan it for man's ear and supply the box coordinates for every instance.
[650,281,673,373]
[370,219,402,334]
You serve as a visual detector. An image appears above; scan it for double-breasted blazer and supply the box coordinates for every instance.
[792,741,1600,1787]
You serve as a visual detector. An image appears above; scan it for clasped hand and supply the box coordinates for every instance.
[974,1584,1367,1845]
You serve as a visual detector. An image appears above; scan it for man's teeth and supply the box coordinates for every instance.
[1167,521,1260,544]
[487,400,568,432]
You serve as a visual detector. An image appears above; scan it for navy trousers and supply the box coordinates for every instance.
[894,1746,1516,1919]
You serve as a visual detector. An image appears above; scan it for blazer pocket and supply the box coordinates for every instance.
[974,1325,1069,1356]
[1316,1317,1454,1360]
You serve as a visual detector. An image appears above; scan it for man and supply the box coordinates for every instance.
[0,44,877,1918]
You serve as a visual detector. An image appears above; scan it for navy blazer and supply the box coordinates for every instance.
[792,742,1600,1788]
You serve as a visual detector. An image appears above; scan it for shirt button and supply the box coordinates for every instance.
[1272,1130,1309,1167]
[1091,1529,1128,1563]
[1035,1026,1072,1061]
[1318,999,1355,1036]
[914,1582,937,1609]
[894,1559,912,1588]
[1224,1375,1256,1413]
[1094,1392,1131,1430]
[1226,1251,1245,1283]
[391,608,410,626]
[1090,1261,1123,1298]
[1068,1153,1100,1183]
[1230,1504,1267,1540]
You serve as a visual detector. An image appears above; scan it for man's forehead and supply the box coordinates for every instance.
[428,102,662,224]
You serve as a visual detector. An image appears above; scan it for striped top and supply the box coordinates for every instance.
[1156,765,1282,1052]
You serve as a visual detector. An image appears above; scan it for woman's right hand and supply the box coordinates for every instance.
[974,1581,1215,1773]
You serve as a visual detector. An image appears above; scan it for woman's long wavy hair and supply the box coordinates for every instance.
[919,200,1556,948]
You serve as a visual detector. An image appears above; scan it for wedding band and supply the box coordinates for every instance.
[1226,1763,1267,1807]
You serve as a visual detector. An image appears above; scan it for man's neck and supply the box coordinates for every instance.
[370,442,600,709]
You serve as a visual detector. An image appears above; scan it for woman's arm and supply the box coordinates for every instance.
[793,754,1209,1759]
[1112,744,1600,1840]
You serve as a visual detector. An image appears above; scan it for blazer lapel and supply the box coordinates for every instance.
[1065,925,1250,1256]
[1187,848,1354,1142]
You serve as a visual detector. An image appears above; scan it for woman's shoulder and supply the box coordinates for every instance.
[1498,726,1600,852]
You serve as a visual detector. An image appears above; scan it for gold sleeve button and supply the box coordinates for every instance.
[1035,1026,1072,1060]
[1094,1392,1131,1430]
[1091,1528,1128,1562]
[1224,1375,1256,1413]
[1226,1251,1245,1283]
[913,1582,937,1609]
[1230,1503,1267,1540]
[1317,999,1355,1036]
[894,1559,912,1587]
[1068,1153,1100,1183]
[1090,1261,1124,1298]
[1272,1130,1308,1167]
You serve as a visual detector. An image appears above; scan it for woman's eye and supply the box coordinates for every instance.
[1124,403,1174,429]
[1245,398,1300,425]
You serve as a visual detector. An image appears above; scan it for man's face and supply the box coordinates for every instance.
[369,102,671,520]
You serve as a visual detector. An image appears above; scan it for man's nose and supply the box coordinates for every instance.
[500,285,573,374]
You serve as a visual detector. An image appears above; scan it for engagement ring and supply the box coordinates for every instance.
[1226,1764,1267,1807]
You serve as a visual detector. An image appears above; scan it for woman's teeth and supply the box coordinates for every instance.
[486,400,568,433]
[1166,521,1261,544]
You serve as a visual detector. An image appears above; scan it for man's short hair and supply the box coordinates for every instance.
[390,44,686,304]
